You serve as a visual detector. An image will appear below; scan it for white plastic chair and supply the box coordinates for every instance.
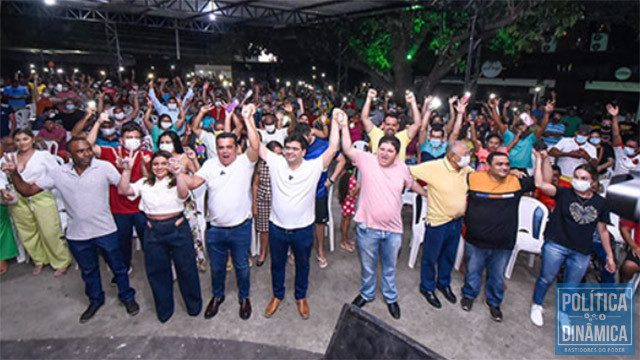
[408,193,427,269]
[401,189,414,206]
[607,212,624,245]
[26,103,36,120]
[326,185,335,252]
[44,140,59,156]
[14,109,30,128]
[504,197,549,279]
[250,221,259,257]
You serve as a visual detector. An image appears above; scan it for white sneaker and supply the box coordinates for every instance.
[530,304,544,327]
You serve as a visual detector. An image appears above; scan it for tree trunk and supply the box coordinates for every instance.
[390,21,414,100]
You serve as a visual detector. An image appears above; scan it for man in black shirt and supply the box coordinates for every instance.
[59,99,85,131]
[461,152,536,322]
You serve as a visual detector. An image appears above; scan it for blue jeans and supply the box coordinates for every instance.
[67,232,135,306]
[113,212,147,270]
[356,223,402,303]
[420,218,462,293]
[532,241,591,305]
[461,242,512,306]
[144,216,202,322]
[269,222,313,300]
[207,220,252,300]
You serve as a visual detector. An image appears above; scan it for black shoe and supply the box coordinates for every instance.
[486,300,503,322]
[461,297,474,312]
[239,298,252,320]
[420,290,441,309]
[125,300,140,316]
[436,284,457,304]
[351,295,369,308]
[79,303,103,323]
[204,296,225,319]
[256,259,265,267]
[387,302,401,319]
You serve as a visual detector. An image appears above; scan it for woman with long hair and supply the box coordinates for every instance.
[118,150,202,323]
[529,150,616,329]
[157,130,206,271]
[3,128,71,275]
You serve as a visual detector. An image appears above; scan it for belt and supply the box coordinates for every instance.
[210,218,251,230]
[270,222,313,234]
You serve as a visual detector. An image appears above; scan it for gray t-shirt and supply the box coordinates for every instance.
[36,159,120,240]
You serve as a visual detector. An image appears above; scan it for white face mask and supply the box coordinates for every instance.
[124,138,141,151]
[101,128,116,136]
[160,121,173,129]
[158,143,174,153]
[42,92,50,98]
[571,179,591,192]
[456,154,471,168]
[167,103,178,111]
[114,112,125,120]
[265,124,276,132]
[55,84,63,92]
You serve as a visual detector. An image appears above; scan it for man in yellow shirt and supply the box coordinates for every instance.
[409,141,473,309]
[361,88,421,162]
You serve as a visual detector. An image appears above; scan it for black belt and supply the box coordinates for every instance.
[210,218,251,230]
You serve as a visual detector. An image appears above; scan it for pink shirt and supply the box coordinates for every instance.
[38,125,67,151]
[353,151,414,233]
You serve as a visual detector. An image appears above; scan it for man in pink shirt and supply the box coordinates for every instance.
[338,115,427,319]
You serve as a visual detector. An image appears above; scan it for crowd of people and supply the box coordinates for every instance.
[0,68,639,330]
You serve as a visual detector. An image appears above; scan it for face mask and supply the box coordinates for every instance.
[456,154,471,168]
[430,139,443,148]
[575,135,588,144]
[55,84,63,92]
[48,112,56,118]
[62,87,69,92]
[66,104,75,111]
[571,179,591,192]
[159,143,174,153]
[48,84,54,90]
[215,101,222,107]
[133,85,139,91]
[624,146,637,157]
[114,112,125,120]
[349,122,355,129]
[589,138,600,146]
[265,124,275,132]
[101,128,116,136]
[124,138,141,151]
[42,92,50,98]
[160,121,172,129]
[167,103,177,110]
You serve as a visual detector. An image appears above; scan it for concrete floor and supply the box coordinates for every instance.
[1,203,639,359]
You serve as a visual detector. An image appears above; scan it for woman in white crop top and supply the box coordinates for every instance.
[2,128,71,276]
[117,150,202,322]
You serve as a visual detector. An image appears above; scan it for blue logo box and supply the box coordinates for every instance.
[555,283,635,355]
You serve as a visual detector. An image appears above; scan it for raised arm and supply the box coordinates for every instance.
[337,110,357,163]
[117,153,136,196]
[191,103,214,138]
[493,100,508,134]
[405,91,422,140]
[174,98,186,130]
[321,109,341,169]
[448,99,467,143]
[446,95,457,135]
[606,104,623,146]
[534,100,554,139]
[418,96,434,146]
[242,104,259,162]
[533,149,556,196]
[360,89,377,133]
[142,98,154,132]
[283,100,297,135]
[86,111,108,157]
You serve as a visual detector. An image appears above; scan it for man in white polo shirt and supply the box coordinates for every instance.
[183,104,260,321]
[2,138,139,323]
[257,108,341,320]
[549,124,597,178]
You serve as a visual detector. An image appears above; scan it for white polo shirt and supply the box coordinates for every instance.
[612,144,640,176]
[129,177,188,215]
[552,137,597,177]
[266,151,324,229]
[196,153,256,227]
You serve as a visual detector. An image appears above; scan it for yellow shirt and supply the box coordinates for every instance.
[409,157,473,226]
[368,127,411,162]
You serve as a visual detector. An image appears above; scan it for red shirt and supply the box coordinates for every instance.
[98,146,152,214]
[209,106,226,122]
[620,219,640,247]
[38,125,67,151]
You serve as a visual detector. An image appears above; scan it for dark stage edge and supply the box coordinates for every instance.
[1,336,322,359]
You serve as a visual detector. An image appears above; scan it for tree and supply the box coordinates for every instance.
[346,0,585,96]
